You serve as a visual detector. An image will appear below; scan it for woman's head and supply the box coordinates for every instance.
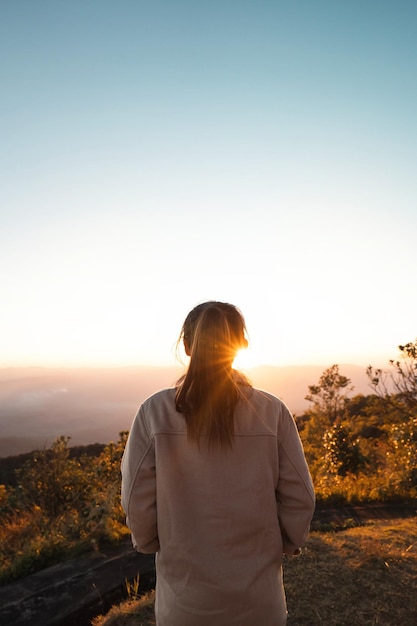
[179,301,248,362]
[175,301,251,449]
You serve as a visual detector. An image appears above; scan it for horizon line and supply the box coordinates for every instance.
[0,361,385,371]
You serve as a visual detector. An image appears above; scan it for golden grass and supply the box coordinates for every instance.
[284,517,417,625]
[91,591,155,626]
[92,517,417,626]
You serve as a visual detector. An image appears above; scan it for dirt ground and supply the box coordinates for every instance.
[311,501,417,530]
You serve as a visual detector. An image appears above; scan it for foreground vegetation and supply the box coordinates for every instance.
[299,340,417,505]
[0,339,416,585]
[91,517,417,626]
[0,435,129,584]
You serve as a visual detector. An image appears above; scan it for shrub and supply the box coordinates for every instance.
[0,433,130,584]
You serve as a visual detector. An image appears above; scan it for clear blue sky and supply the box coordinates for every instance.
[1,1,416,368]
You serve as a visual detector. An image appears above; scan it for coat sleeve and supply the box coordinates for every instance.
[121,405,159,553]
[276,403,315,555]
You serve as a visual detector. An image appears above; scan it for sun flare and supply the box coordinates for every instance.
[233,346,259,371]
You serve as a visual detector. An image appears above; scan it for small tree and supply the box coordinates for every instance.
[302,365,354,468]
[386,417,417,494]
[15,436,95,518]
[305,364,354,426]
[322,423,366,476]
[367,339,417,416]
[86,432,129,544]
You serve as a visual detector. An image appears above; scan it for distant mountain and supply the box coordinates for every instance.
[0,366,182,458]
[0,364,372,457]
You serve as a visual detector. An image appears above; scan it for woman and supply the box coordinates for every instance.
[121,301,315,625]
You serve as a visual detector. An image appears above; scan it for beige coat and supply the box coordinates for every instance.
[121,387,315,626]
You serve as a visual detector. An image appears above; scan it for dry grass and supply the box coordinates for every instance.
[92,517,417,626]
[91,591,156,626]
[284,517,417,625]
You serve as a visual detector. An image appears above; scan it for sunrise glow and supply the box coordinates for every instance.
[233,346,259,371]
[1,3,416,370]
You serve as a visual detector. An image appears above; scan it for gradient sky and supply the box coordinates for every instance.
[1,1,416,368]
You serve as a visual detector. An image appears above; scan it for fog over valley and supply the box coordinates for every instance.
[0,364,373,457]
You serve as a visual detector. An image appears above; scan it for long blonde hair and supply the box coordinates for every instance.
[175,302,251,449]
